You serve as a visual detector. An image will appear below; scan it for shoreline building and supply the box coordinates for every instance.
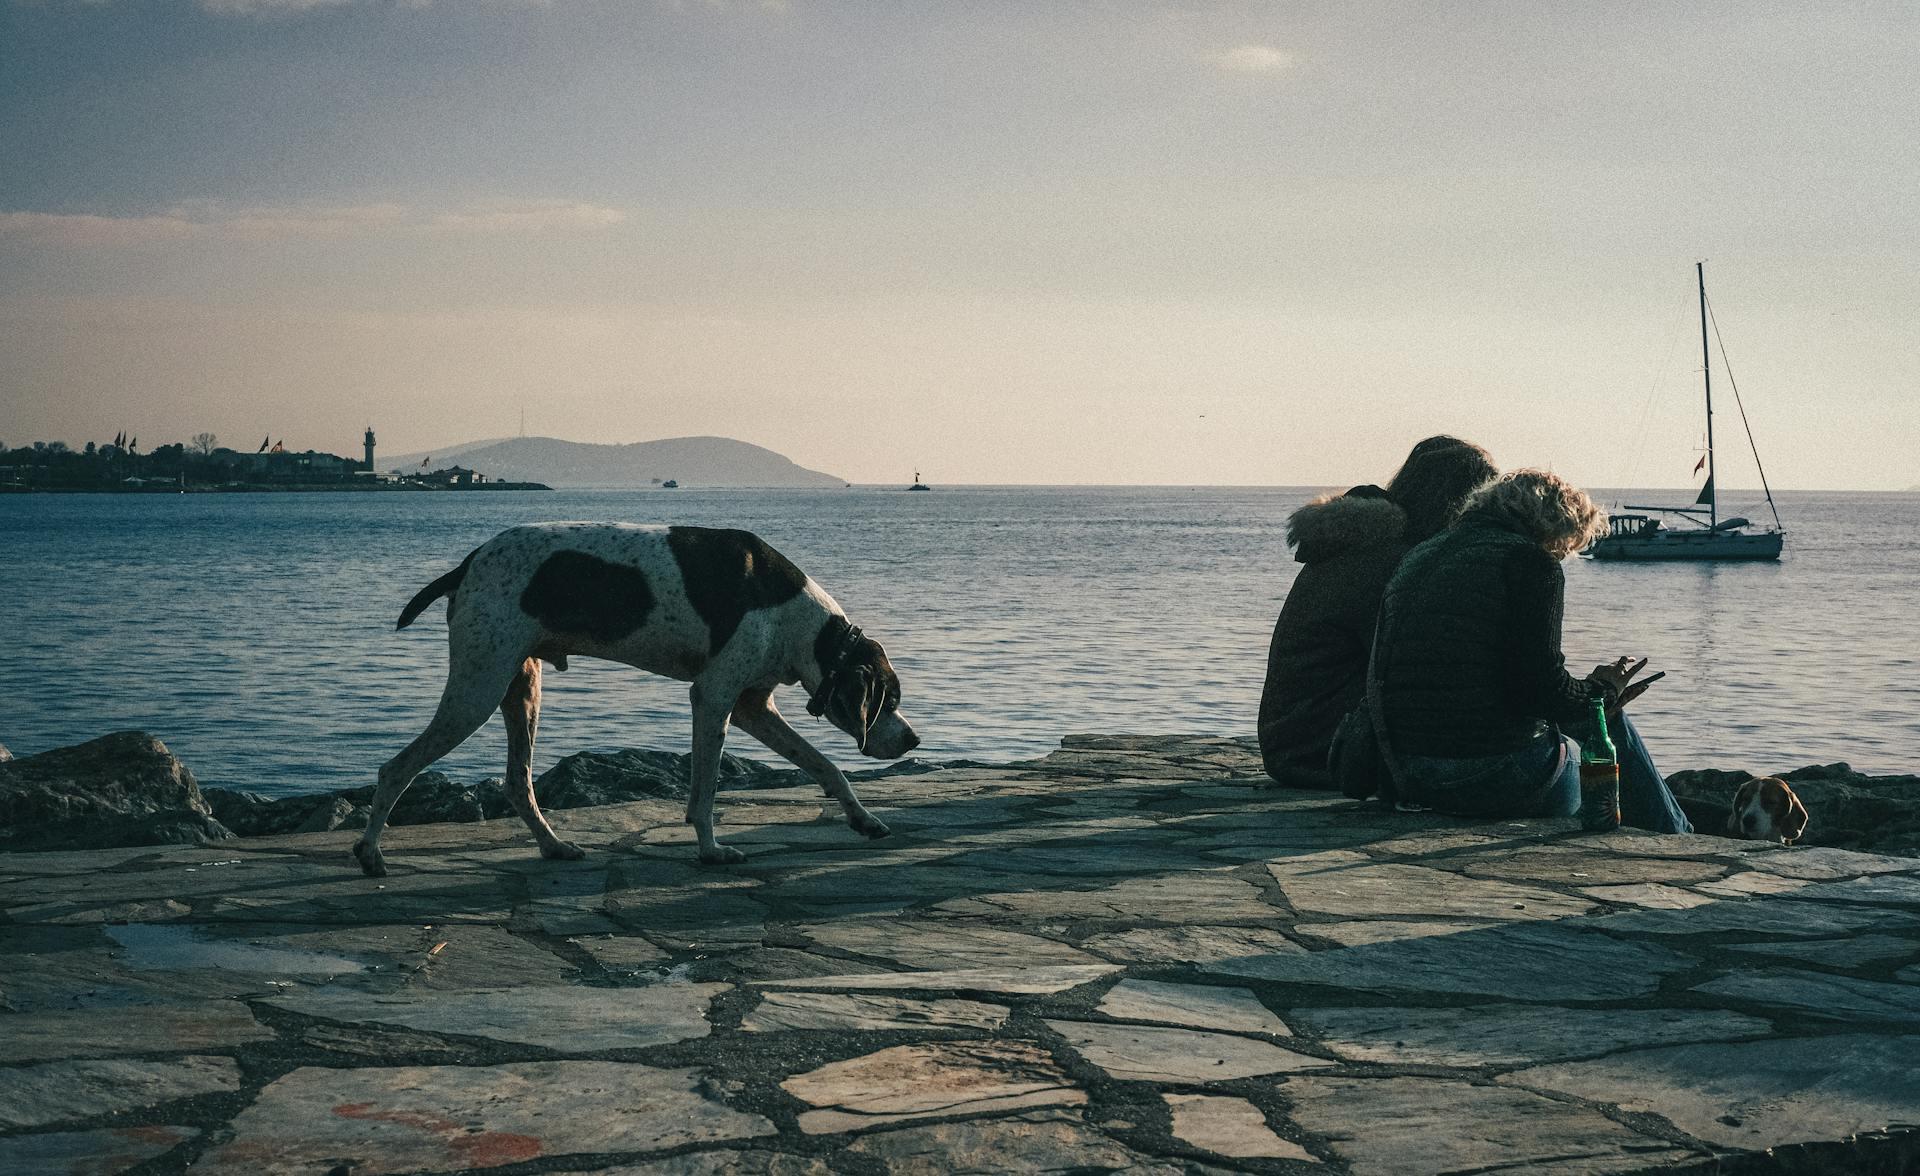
[363,426,376,473]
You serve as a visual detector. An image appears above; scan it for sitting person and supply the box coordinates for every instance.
[1369,470,1691,832]
[1258,435,1497,787]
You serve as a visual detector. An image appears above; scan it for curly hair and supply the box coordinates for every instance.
[1384,435,1498,543]
[1461,469,1607,559]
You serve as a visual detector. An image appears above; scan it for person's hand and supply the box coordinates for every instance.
[1587,656,1648,700]
[1613,669,1666,711]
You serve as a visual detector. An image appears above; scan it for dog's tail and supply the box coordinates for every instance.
[396,552,476,630]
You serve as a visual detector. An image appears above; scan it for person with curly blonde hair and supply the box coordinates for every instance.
[1365,470,1690,830]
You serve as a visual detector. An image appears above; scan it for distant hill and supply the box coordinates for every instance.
[380,435,844,488]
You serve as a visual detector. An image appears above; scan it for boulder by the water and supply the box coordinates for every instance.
[1667,764,1920,858]
[0,741,12,762]
[0,731,231,851]
[534,747,793,809]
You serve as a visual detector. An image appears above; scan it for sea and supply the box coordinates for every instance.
[3,487,1916,798]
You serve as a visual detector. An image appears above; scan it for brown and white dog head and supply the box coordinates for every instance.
[1726,776,1809,844]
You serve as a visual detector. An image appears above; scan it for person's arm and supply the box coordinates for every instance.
[1500,547,1608,723]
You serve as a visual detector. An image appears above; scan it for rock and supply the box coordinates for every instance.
[1094,979,1292,1036]
[1506,1034,1920,1152]
[758,964,1119,996]
[840,1109,1178,1172]
[1163,1094,1316,1162]
[386,771,486,825]
[0,1126,199,1174]
[273,983,726,1051]
[0,732,215,851]
[743,992,1008,1033]
[1287,1076,1695,1174]
[0,741,12,762]
[535,748,789,808]
[1667,764,1920,858]
[1295,1005,1772,1068]
[293,795,362,833]
[781,1041,1085,1134]
[0,1002,272,1063]
[1044,1020,1330,1082]
[0,1056,241,1130]
[199,1061,775,1172]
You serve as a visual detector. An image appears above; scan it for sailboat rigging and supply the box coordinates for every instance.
[1586,263,1785,561]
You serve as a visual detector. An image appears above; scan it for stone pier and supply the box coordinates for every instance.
[2,735,1917,1173]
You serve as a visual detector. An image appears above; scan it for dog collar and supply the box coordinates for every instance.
[805,618,864,718]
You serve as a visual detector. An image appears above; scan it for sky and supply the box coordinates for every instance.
[2,1,1916,489]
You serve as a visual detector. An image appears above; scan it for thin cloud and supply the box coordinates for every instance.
[0,200,627,247]
[1217,44,1293,73]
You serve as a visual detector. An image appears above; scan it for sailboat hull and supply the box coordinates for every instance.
[1587,530,1783,561]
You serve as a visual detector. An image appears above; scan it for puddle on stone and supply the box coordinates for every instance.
[106,924,370,975]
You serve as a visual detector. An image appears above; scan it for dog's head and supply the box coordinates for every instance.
[808,618,919,759]
[1726,776,1809,844]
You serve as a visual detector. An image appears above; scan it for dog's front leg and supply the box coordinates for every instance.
[731,689,889,840]
[687,680,745,865]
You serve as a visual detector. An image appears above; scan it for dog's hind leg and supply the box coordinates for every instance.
[354,653,518,878]
[731,688,889,840]
[687,678,745,865]
[502,657,583,862]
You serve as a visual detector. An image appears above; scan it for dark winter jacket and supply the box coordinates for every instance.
[1372,512,1604,759]
[1258,488,1410,786]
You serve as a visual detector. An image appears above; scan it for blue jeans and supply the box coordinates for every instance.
[1398,713,1691,834]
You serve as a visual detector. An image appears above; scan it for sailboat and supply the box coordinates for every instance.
[907,470,931,491]
[1586,263,1785,561]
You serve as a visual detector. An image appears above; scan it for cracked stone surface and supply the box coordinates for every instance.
[271,981,726,1050]
[1163,1094,1317,1161]
[781,1041,1084,1134]
[0,1057,240,1130]
[1286,1076,1697,1173]
[4,733,1919,1172]
[0,1125,200,1174]
[1296,1005,1774,1067]
[1095,978,1291,1036]
[742,991,1008,1033]
[838,1108,1185,1173]
[199,1061,774,1173]
[1507,1035,1920,1151]
[1045,1020,1331,1082]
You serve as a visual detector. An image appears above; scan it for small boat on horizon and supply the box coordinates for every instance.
[1587,262,1784,562]
[661,479,679,489]
[908,470,931,491]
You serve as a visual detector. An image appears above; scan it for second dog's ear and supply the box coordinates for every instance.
[1779,788,1810,844]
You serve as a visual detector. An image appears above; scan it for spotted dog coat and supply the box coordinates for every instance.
[353,523,918,876]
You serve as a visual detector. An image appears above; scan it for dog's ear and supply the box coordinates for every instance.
[1776,784,1810,844]
[1726,780,1757,837]
[828,666,877,753]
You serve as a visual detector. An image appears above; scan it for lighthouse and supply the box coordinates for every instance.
[364,426,376,472]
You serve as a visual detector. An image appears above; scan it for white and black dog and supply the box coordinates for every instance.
[353,523,918,876]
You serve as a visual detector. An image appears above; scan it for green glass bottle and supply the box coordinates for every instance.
[1578,697,1621,832]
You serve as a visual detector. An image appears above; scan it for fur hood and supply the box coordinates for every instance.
[1286,489,1408,564]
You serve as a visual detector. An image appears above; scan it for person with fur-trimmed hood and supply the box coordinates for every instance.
[1258,436,1497,787]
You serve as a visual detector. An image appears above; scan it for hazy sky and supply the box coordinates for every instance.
[3,1,1916,488]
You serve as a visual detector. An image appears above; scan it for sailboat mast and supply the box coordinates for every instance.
[1697,260,1716,530]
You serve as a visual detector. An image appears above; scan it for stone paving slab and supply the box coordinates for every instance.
[4,733,1919,1173]
[200,1060,774,1173]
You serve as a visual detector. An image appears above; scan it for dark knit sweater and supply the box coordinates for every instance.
[1372,513,1602,758]
[1258,490,1410,785]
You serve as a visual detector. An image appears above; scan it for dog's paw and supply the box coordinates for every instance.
[851,814,891,840]
[351,839,388,878]
[697,844,747,866]
[540,840,587,861]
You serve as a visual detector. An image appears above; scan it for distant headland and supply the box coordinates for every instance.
[381,435,844,489]
[0,428,548,493]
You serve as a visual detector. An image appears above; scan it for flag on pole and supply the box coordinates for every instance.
[258,436,270,453]
[1692,454,1707,475]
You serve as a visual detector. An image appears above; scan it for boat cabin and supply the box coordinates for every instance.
[1604,514,1662,540]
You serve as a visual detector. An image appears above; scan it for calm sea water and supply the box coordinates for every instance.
[3,487,1916,797]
